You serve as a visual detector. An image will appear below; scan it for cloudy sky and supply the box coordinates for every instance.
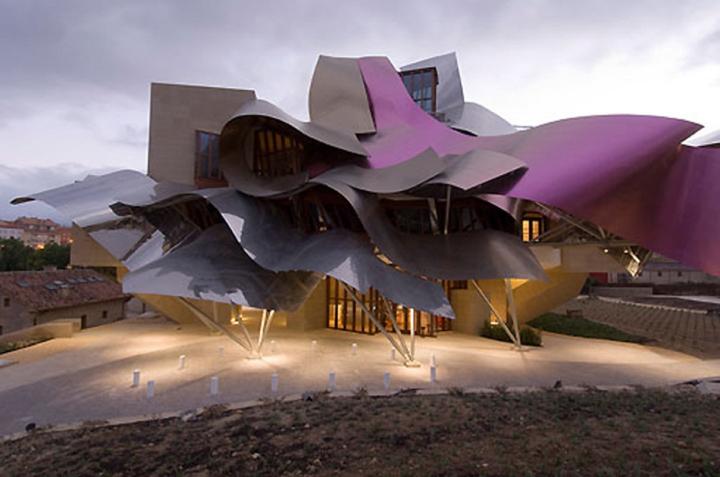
[1,0,719,221]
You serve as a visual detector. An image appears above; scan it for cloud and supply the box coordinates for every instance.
[110,124,148,149]
[0,0,718,175]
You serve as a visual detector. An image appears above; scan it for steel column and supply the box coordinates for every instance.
[469,280,521,349]
[339,282,420,366]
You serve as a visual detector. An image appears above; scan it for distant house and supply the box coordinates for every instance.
[608,256,720,285]
[0,221,23,241]
[0,217,72,249]
[0,269,128,335]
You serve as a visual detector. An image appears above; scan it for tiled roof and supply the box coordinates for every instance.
[0,221,23,229]
[0,269,127,312]
[13,217,59,227]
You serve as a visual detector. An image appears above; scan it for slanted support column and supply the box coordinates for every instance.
[234,306,276,359]
[339,282,421,367]
[179,299,276,358]
[470,280,522,350]
[253,309,276,358]
[179,298,253,352]
[379,297,412,360]
[504,279,522,349]
[378,296,421,367]
[443,185,452,235]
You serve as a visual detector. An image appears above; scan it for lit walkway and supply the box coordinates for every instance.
[1,316,719,436]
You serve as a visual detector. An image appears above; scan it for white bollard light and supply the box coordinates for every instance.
[270,340,277,354]
[430,365,437,384]
[383,372,391,391]
[146,380,155,399]
[351,343,358,356]
[430,353,437,368]
[311,340,318,352]
[132,369,141,387]
[218,346,224,358]
[390,348,396,361]
[271,372,279,394]
[178,355,186,370]
[210,376,219,396]
[328,371,336,392]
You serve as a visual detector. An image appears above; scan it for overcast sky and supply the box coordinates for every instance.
[1,0,719,221]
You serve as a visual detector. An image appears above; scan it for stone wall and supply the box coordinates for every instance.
[36,299,126,329]
[147,83,256,185]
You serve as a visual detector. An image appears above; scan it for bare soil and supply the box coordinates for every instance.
[1,388,719,476]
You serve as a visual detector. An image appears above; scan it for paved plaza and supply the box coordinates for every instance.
[1,315,719,436]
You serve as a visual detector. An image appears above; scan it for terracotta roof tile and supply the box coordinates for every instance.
[0,269,127,312]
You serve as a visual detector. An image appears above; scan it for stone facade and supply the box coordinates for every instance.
[0,297,125,335]
[147,83,255,185]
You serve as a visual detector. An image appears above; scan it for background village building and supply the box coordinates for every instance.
[0,217,71,249]
[0,269,127,335]
[0,222,23,241]
[608,255,720,286]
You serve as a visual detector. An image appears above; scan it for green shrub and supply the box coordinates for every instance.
[0,337,51,355]
[528,313,648,343]
[519,327,543,346]
[480,319,542,346]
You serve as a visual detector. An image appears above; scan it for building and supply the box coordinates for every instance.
[0,269,128,335]
[0,217,71,248]
[609,255,720,285]
[12,53,720,365]
[0,221,23,241]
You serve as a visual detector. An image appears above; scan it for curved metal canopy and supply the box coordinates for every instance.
[112,187,455,317]
[123,224,321,311]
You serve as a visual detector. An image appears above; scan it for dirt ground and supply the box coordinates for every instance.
[1,388,719,476]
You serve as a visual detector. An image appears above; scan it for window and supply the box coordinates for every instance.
[657,271,663,277]
[326,277,379,334]
[102,310,108,319]
[253,128,306,177]
[678,271,683,277]
[446,280,468,290]
[195,131,224,184]
[400,67,438,114]
[521,214,545,242]
[3,297,9,307]
[326,277,452,336]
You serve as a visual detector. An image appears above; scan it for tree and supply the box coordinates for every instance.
[0,239,70,271]
[0,238,33,271]
[35,242,71,269]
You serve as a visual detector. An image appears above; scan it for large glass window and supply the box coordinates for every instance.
[195,131,223,184]
[400,67,438,114]
[326,278,452,336]
[253,128,306,177]
[326,278,380,334]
